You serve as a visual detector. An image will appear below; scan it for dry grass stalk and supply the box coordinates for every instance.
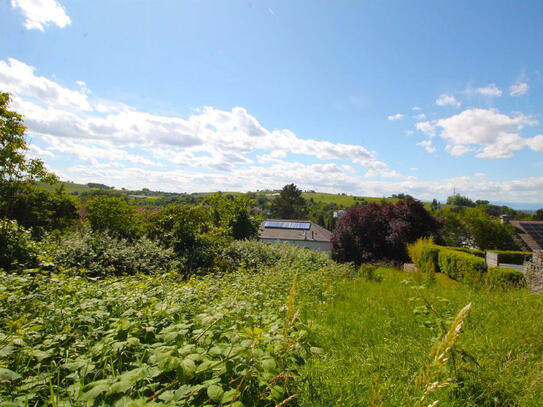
[413,302,472,407]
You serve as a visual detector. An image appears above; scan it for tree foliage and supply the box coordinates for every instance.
[146,203,230,273]
[437,207,519,250]
[86,196,143,239]
[0,92,78,236]
[332,197,440,265]
[271,184,308,219]
[446,194,476,207]
[204,193,259,240]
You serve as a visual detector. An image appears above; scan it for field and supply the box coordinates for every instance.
[1,243,542,406]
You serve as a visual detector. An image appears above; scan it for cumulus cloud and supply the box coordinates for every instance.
[417,140,436,153]
[0,58,91,110]
[510,82,529,96]
[387,113,404,121]
[413,113,426,121]
[11,0,71,30]
[416,121,436,137]
[435,108,539,158]
[2,57,394,179]
[473,83,502,97]
[435,94,461,107]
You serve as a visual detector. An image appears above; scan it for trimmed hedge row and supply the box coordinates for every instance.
[486,266,527,289]
[490,250,531,265]
[446,246,485,258]
[437,247,487,286]
[411,243,528,289]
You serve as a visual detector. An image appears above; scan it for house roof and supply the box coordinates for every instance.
[258,219,332,242]
[510,220,543,251]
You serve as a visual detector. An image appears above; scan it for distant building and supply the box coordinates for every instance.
[509,220,543,251]
[333,210,347,220]
[258,219,332,255]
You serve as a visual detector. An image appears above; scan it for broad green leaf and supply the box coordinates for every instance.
[79,383,109,401]
[207,384,224,402]
[0,368,22,381]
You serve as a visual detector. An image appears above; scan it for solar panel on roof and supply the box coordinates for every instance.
[264,221,311,230]
[520,222,543,247]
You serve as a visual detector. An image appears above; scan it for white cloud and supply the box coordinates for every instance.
[417,140,436,153]
[473,83,502,97]
[416,121,436,137]
[435,108,539,158]
[406,130,414,136]
[57,163,543,204]
[412,106,421,111]
[525,135,543,151]
[435,94,461,107]
[387,113,404,121]
[0,58,91,110]
[510,82,529,97]
[3,57,394,179]
[11,0,71,31]
[413,113,426,121]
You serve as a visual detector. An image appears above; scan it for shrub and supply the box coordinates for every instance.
[420,244,441,273]
[486,266,527,289]
[222,240,284,271]
[47,228,180,276]
[407,236,435,271]
[0,218,40,269]
[446,246,485,257]
[86,196,143,239]
[332,197,440,265]
[437,248,486,286]
[491,250,531,265]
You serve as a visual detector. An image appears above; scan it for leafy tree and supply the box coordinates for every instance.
[86,196,143,239]
[437,207,519,250]
[446,194,476,207]
[0,92,78,236]
[3,183,79,238]
[534,209,543,221]
[147,204,230,273]
[332,198,440,265]
[332,203,390,265]
[271,184,307,219]
[462,208,518,250]
[204,193,259,240]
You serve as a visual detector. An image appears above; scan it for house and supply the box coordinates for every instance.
[258,219,332,255]
[509,220,543,251]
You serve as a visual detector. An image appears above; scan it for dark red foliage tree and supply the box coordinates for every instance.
[331,197,440,265]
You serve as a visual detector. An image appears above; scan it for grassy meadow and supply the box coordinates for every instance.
[1,243,542,406]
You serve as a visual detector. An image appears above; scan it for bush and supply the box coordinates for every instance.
[0,218,40,269]
[491,250,531,265]
[486,266,527,289]
[438,248,486,286]
[222,240,284,271]
[446,246,485,257]
[47,228,180,276]
[420,244,441,273]
[407,236,435,271]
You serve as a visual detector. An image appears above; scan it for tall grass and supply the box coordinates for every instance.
[296,268,543,406]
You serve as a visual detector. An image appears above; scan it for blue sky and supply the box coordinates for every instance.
[1,1,543,207]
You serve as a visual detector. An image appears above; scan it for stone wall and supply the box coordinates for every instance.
[526,250,543,294]
[486,251,499,268]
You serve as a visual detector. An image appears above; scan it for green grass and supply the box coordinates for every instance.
[296,269,543,406]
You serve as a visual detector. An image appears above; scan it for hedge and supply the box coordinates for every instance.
[489,250,531,265]
[486,266,527,289]
[419,244,441,273]
[445,246,485,257]
[437,248,487,286]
